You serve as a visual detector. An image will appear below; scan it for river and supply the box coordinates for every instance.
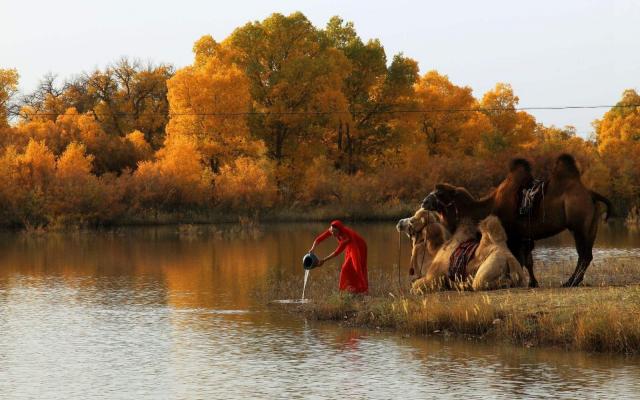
[1,222,639,399]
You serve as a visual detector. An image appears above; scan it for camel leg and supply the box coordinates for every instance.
[410,275,431,295]
[520,240,537,288]
[562,230,595,287]
[411,274,445,294]
[524,244,537,288]
[508,238,537,288]
[472,257,504,291]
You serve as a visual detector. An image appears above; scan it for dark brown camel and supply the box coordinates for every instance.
[421,154,613,287]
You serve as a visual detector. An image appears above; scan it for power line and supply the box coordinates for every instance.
[16,103,640,117]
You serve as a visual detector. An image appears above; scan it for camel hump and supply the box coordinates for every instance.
[553,153,581,180]
[509,158,532,174]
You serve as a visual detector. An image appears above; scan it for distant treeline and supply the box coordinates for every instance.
[0,12,638,228]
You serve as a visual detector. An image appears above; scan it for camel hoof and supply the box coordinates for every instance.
[562,279,582,287]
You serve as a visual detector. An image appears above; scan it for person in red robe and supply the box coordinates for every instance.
[309,220,368,294]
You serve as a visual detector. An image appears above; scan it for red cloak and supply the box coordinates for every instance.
[313,220,368,294]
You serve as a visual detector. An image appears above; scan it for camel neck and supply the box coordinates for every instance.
[462,190,495,220]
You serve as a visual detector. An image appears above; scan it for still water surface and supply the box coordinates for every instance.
[1,222,640,399]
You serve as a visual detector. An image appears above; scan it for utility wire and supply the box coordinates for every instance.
[16,103,640,117]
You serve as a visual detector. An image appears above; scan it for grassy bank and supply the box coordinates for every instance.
[7,200,417,231]
[267,258,640,355]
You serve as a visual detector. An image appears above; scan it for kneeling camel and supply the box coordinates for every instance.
[398,210,526,293]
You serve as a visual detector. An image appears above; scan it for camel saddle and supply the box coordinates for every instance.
[448,239,479,282]
[518,178,546,216]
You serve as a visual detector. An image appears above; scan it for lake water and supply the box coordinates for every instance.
[1,222,639,399]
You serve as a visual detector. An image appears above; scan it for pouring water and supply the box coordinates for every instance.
[302,269,310,300]
[271,253,317,304]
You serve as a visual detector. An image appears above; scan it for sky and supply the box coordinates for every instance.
[2,0,639,137]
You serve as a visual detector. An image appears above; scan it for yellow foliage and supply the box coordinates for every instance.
[215,157,276,209]
[192,35,221,67]
[595,89,640,150]
[126,130,152,161]
[166,54,264,168]
[56,142,94,179]
[414,71,491,155]
[134,135,212,209]
[0,68,19,127]
[480,83,536,152]
[17,139,56,187]
[14,108,139,173]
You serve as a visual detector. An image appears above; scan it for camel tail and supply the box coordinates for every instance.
[590,191,614,221]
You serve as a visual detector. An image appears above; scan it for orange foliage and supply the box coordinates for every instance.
[414,71,491,155]
[215,157,276,209]
[133,135,212,211]
[0,68,19,127]
[166,52,264,169]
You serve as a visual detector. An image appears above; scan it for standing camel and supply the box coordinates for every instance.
[421,154,612,288]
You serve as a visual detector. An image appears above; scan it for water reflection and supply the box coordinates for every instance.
[0,223,639,398]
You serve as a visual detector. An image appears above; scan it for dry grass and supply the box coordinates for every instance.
[267,259,640,354]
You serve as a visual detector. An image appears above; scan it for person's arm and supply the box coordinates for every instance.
[310,229,331,253]
[318,238,350,266]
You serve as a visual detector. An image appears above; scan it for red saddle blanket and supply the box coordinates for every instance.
[448,239,480,282]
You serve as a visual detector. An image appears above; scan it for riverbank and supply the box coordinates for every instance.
[303,285,640,354]
[5,201,417,231]
[268,259,640,355]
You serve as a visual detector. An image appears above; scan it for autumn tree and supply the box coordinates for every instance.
[21,59,173,147]
[0,139,55,225]
[166,42,265,172]
[413,71,491,156]
[480,83,536,153]
[19,73,67,122]
[0,68,19,127]
[16,108,142,174]
[325,16,419,172]
[49,142,105,224]
[226,12,349,183]
[594,89,640,148]
[133,135,213,214]
[215,157,276,209]
[594,90,640,210]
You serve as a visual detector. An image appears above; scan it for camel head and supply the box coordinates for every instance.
[397,208,446,278]
[508,158,534,183]
[421,183,463,212]
[396,208,438,239]
[478,215,508,244]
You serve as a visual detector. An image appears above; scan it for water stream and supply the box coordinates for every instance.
[302,269,310,300]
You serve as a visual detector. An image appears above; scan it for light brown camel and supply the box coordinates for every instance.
[473,215,526,290]
[409,215,525,293]
[421,154,613,287]
[396,208,449,278]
